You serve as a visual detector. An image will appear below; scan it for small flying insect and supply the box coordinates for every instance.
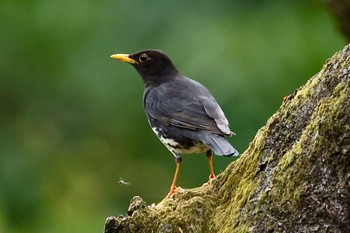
[118,177,131,186]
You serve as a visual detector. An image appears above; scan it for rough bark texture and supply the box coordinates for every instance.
[105,44,350,233]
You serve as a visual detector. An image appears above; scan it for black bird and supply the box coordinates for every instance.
[111,50,239,198]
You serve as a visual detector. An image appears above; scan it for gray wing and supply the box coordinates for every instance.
[144,77,233,136]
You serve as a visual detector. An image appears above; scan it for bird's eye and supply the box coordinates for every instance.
[139,53,149,63]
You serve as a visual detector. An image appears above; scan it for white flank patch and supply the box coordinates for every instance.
[151,127,209,156]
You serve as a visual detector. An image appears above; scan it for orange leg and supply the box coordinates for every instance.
[206,150,216,179]
[165,157,182,199]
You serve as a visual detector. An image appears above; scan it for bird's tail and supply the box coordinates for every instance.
[200,133,239,157]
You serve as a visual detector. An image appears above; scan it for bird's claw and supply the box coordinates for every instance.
[202,175,216,187]
[165,186,182,199]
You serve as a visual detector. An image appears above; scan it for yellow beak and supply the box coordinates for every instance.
[110,54,138,64]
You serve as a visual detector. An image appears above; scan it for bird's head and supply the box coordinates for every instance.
[111,49,178,85]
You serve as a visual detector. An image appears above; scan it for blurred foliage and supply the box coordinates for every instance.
[0,0,346,232]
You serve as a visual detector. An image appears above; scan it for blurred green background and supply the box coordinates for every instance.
[0,0,346,232]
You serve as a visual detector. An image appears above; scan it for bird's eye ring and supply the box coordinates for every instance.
[139,53,149,63]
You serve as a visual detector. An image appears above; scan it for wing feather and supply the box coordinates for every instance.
[143,76,233,136]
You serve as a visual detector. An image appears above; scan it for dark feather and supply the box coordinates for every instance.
[144,74,233,136]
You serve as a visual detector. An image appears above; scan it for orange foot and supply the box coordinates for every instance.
[202,175,216,187]
[165,186,181,199]
[209,173,216,180]
[157,186,182,207]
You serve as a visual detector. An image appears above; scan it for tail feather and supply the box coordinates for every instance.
[201,133,239,157]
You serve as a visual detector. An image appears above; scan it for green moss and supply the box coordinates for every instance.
[211,45,350,232]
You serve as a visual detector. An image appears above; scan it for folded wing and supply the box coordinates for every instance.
[144,77,233,136]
